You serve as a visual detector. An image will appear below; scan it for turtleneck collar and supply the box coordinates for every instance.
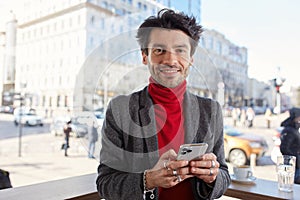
[148,77,186,104]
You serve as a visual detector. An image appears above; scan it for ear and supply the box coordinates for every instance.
[142,51,148,65]
[189,57,194,66]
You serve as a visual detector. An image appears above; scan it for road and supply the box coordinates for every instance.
[0,111,290,190]
[0,113,51,139]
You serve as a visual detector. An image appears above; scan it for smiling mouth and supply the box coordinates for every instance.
[159,67,181,73]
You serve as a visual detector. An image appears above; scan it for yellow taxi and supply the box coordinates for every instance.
[224,125,268,166]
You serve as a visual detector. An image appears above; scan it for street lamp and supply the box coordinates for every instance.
[273,77,285,114]
[18,95,24,157]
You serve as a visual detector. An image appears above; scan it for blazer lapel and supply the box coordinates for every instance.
[184,92,201,144]
[138,87,159,165]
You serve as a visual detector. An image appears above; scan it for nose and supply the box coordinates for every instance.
[161,50,178,66]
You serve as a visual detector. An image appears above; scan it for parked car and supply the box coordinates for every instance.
[223,125,268,166]
[94,111,105,127]
[13,107,43,126]
[0,105,14,114]
[50,116,88,138]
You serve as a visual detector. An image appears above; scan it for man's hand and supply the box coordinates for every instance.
[145,149,193,189]
[189,153,219,184]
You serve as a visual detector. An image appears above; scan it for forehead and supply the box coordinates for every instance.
[148,28,191,48]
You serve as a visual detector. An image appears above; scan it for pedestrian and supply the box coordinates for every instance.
[231,107,240,127]
[264,107,272,128]
[240,108,246,127]
[280,107,300,184]
[246,107,255,128]
[63,120,72,157]
[88,122,98,159]
[96,8,230,200]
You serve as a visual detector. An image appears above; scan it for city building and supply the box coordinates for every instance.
[1,0,277,116]
[0,11,17,107]
[0,31,5,106]
[200,29,248,107]
[12,0,165,116]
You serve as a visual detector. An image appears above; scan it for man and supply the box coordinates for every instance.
[63,120,72,157]
[280,107,300,184]
[88,121,98,159]
[96,9,230,199]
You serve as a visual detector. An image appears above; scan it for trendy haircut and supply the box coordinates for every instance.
[136,8,203,56]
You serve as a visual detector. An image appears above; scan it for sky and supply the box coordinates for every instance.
[200,0,300,91]
[0,0,299,91]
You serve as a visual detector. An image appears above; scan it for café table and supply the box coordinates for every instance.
[225,178,300,200]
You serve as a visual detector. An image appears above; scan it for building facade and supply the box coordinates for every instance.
[2,0,277,116]
[200,29,248,107]
[12,0,165,116]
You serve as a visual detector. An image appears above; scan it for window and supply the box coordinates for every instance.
[90,36,94,47]
[49,96,52,107]
[101,1,108,8]
[42,96,46,107]
[77,15,81,25]
[137,2,142,9]
[65,96,68,107]
[53,22,57,31]
[59,76,62,86]
[90,15,95,25]
[206,37,213,50]
[57,95,60,107]
[216,41,222,55]
[200,37,205,47]
[100,18,105,29]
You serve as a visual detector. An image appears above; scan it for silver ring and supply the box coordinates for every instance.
[211,160,216,168]
[163,161,168,169]
[177,175,182,182]
[209,168,213,176]
[172,169,177,176]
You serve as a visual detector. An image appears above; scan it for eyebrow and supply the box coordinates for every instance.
[150,43,189,49]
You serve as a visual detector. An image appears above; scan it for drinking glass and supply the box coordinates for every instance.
[276,155,296,192]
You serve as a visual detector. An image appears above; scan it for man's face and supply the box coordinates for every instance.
[142,29,194,88]
[294,116,300,130]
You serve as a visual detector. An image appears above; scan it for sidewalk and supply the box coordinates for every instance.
[0,133,99,188]
[0,112,289,191]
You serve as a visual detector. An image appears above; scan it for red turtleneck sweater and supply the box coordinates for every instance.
[148,77,195,200]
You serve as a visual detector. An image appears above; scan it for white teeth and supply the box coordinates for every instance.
[160,69,178,73]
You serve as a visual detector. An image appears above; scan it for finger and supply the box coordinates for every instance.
[176,166,190,175]
[201,153,217,161]
[190,160,211,168]
[191,166,219,176]
[161,149,177,160]
[168,160,189,170]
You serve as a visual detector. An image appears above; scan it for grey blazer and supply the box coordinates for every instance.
[96,86,231,200]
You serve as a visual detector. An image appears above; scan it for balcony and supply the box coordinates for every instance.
[1,173,299,200]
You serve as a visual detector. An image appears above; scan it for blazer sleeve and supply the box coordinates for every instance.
[96,98,145,200]
[192,100,231,199]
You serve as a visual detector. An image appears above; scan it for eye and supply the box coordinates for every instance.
[175,48,186,54]
[152,47,165,55]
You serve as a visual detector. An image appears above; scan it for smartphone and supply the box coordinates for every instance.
[177,143,208,161]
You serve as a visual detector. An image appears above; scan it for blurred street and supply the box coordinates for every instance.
[0,111,290,191]
[0,113,100,188]
[224,111,289,182]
